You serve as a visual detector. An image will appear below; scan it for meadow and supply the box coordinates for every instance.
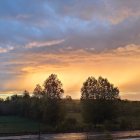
[0,99,140,135]
[0,116,39,135]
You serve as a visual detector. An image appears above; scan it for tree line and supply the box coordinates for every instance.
[1,74,138,131]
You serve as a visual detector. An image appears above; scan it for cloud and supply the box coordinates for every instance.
[102,44,140,56]
[115,44,140,52]
[47,0,140,24]
[0,0,140,51]
[0,46,14,53]
[25,39,65,48]
[0,47,8,53]
[107,44,140,56]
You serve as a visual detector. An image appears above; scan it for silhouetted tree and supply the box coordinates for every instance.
[81,76,119,125]
[44,74,64,99]
[23,90,30,98]
[22,90,31,117]
[42,74,65,125]
[33,84,43,98]
[81,76,119,100]
[66,95,72,101]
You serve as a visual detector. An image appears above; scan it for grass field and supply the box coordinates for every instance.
[0,100,82,134]
[0,116,40,134]
[0,100,140,134]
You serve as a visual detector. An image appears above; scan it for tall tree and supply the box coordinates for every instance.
[42,74,65,125]
[81,76,119,124]
[43,74,64,99]
[81,77,98,100]
[81,76,119,100]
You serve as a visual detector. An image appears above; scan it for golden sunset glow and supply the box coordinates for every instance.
[1,44,139,100]
[0,1,140,100]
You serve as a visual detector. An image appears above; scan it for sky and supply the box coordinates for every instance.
[0,0,140,100]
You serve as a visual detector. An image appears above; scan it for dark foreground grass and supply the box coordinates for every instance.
[0,116,40,134]
[0,100,140,135]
